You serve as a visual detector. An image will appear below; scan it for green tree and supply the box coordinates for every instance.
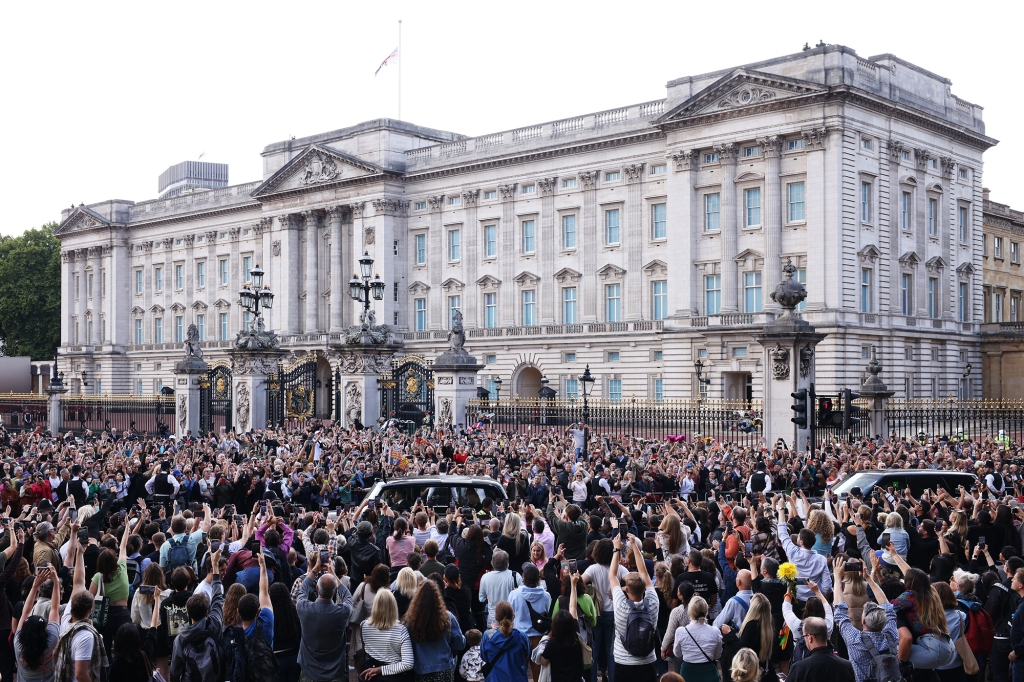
[0,222,61,359]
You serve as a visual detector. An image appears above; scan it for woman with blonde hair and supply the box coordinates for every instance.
[394,567,419,618]
[731,648,762,682]
[838,558,868,630]
[672,596,722,682]
[806,509,834,557]
[358,590,415,682]
[658,513,690,561]
[496,513,531,574]
[944,510,970,565]
[733,593,776,682]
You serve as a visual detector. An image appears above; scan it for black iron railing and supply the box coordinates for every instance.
[0,394,48,431]
[885,398,1024,440]
[60,395,176,436]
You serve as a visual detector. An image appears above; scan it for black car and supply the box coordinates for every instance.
[831,469,978,499]
[364,475,509,514]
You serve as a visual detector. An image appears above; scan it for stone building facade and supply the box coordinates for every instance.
[981,191,1024,398]
[55,44,995,409]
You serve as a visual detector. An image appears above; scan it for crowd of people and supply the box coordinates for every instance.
[0,420,1022,682]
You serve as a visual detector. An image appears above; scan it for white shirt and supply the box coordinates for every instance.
[584,562,628,612]
[673,621,723,664]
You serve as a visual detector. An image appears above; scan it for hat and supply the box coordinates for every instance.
[71,465,82,476]
[356,521,373,537]
[171,470,182,477]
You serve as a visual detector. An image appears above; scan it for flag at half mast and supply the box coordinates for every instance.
[375,47,398,76]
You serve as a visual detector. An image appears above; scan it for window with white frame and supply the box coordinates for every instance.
[605,209,620,244]
[521,184,536,195]
[608,379,622,401]
[860,269,872,313]
[485,293,497,328]
[788,139,806,151]
[219,312,228,340]
[197,261,206,288]
[243,256,252,281]
[448,196,461,205]
[522,220,535,253]
[745,188,761,227]
[1014,242,1020,263]
[483,191,497,201]
[796,268,807,312]
[562,215,576,249]
[155,379,163,393]
[243,311,252,331]
[994,291,1004,323]
[861,181,872,223]
[415,298,427,331]
[652,281,668,320]
[87,273,93,297]
[654,378,664,402]
[155,267,163,292]
[861,138,872,150]
[901,274,913,316]
[522,291,536,326]
[652,203,667,239]
[415,234,427,264]
[732,347,748,358]
[197,314,205,340]
[415,201,427,210]
[788,182,805,221]
[928,198,938,236]
[154,318,163,344]
[704,152,720,163]
[928,278,938,319]
[135,270,143,294]
[608,351,620,362]
[959,206,969,243]
[705,193,721,231]
[744,272,763,312]
[566,352,576,362]
[605,171,620,182]
[134,319,143,345]
[996,237,1004,259]
[448,229,460,261]
[650,164,667,175]
[606,284,622,322]
[959,168,968,180]
[901,191,912,231]
[175,264,184,289]
[902,150,912,161]
[1013,296,1020,322]
[175,316,183,343]
[563,287,577,324]
[136,379,144,394]
[566,379,579,400]
[484,226,497,257]
[219,259,228,285]
[705,275,721,315]
[959,282,968,321]
[448,296,461,328]
[562,178,577,188]
[744,145,761,157]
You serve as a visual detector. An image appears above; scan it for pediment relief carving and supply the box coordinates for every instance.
[213,298,232,309]
[476,274,502,289]
[643,260,668,277]
[170,302,186,313]
[597,263,626,280]
[926,256,947,271]
[441,278,465,292]
[149,304,165,314]
[252,145,387,198]
[659,69,825,122]
[53,207,112,237]
[899,251,921,265]
[513,271,541,286]
[858,245,882,263]
[554,267,582,284]
[408,280,431,295]
[191,301,208,311]
[733,249,764,263]
[956,262,975,275]
[131,306,145,316]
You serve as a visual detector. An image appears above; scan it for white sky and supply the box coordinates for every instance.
[1,0,1020,237]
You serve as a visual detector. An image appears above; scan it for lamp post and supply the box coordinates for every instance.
[349,251,386,316]
[239,263,275,330]
[694,358,711,404]
[579,365,595,449]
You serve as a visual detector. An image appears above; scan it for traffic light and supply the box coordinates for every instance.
[791,389,808,427]
[817,397,834,427]
[843,388,862,431]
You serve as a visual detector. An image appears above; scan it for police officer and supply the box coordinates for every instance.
[746,461,772,494]
[145,460,179,514]
[986,460,1006,496]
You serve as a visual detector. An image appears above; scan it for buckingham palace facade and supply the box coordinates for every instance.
[55,44,995,407]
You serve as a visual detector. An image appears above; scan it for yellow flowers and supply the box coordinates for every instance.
[778,562,798,581]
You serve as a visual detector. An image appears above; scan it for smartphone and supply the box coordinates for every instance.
[644,531,657,539]
[320,549,330,565]
[619,523,628,540]
[569,559,578,575]
[879,532,891,547]
[259,500,267,513]
[979,536,987,549]
[328,511,338,522]
[69,509,78,522]
[744,541,754,557]
[139,585,156,595]
[416,497,423,506]
[210,540,221,553]
[36,566,47,576]
[233,514,244,525]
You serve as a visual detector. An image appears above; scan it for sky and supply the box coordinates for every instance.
[1,0,1020,237]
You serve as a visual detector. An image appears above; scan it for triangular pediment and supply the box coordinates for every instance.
[899,251,921,265]
[476,274,501,288]
[252,145,392,198]
[130,306,145,315]
[191,301,208,311]
[53,206,113,237]
[926,256,947,270]
[513,270,541,286]
[643,260,668,276]
[658,69,825,122]
[408,280,430,295]
[858,244,882,262]
[213,298,232,309]
[441,278,465,291]
[733,249,764,263]
[957,262,976,275]
[597,263,626,280]
[554,267,582,283]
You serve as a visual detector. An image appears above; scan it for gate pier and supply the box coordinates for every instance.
[174,323,208,439]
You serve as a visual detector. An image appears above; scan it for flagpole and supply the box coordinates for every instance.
[398,19,402,120]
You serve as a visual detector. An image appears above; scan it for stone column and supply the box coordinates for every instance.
[337,348,397,429]
[278,215,300,335]
[428,195,445,330]
[93,246,105,343]
[107,239,128,350]
[538,179,557,325]
[302,211,320,333]
[60,251,71,346]
[462,191,480,327]
[77,249,87,345]
[230,351,283,432]
[624,164,644,320]
[579,172,599,322]
[162,238,174,327]
[499,185,517,326]
[859,347,895,438]
[328,206,346,333]
[719,144,740,313]
[174,357,208,438]
[760,136,783,308]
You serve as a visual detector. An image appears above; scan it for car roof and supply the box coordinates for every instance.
[855,470,974,477]
[378,475,503,486]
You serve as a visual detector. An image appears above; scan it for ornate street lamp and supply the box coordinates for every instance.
[493,377,503,400]
[694,358,711,404]
[236,263,279,349]
[349,251,386,315]
[579,365,595,448]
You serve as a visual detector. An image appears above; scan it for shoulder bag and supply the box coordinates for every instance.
[955,612,980,675]
[91,577,108,628]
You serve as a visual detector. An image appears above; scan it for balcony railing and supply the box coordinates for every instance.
[418,320,662,341]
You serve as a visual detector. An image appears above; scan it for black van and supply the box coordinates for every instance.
[364,475,509,514]
[831,469,978,498]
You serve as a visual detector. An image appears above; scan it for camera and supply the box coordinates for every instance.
[139,585,156,595]
[210,540,221,553]
[843,561,863,573]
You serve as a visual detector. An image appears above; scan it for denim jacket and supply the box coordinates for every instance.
[411,609,466,674]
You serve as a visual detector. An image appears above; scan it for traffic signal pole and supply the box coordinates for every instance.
[809,382,817,459]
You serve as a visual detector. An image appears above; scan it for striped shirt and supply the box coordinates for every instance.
[360,622,415,676]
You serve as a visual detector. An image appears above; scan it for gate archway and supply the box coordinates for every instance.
[199,364,232,435]
[379,355,434,428]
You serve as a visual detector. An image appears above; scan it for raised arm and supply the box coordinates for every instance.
[609,527,623,594]
[48,565,61,624]
[569,573,580,620]
[257,546,272,610]
[629,534,653,588]
[17,568,47,633]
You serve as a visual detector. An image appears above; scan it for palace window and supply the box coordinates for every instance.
[652,281,668,320]
[606,209,620,244]
[744,272,762,313]
[606,284,621,322]
[745,189,761,227]
[415,298,427,331]
[705,194,721,232]
[485,293,498,328]
[788,182,805,222]
[562,287,577,324]
[522,291,536,326]
[562,215,576,249]
[705,275,722,315]
[652,203,666,239]
[522,220,535,254]
[484,226,497,257]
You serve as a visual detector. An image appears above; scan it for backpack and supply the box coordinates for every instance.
[125,557,141,597]
[860,631,903,682]
[620,599,658,657]
[166,536,191,574]
[245,620,280,682]
[181,633,223,682]
[221,625,247,682]
[526,599,551,634]
[959,600,995,655]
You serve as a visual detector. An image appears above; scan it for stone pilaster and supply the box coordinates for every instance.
[230,350,283,432]
[303,210,320,333]
[579,172,599,322]
[279,215,300,335]
[760,136,783,308]
[77,249,87,345]
[624,164,644,320]
[91,246,103,343]
[328,206,346,333]
[718,144,739,313]
[538,179,557,325]
[428,195,445,330]
[462,191,480,328]
[498,185,516,326]
[60,251,71,346]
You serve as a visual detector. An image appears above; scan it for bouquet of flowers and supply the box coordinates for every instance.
[778,561,799,598]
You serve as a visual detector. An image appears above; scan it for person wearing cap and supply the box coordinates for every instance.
[987,461,1007,496]
[145,461,179,513]
[33,510,72,571]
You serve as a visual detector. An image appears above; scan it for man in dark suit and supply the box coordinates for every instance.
[787,617,855,682]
